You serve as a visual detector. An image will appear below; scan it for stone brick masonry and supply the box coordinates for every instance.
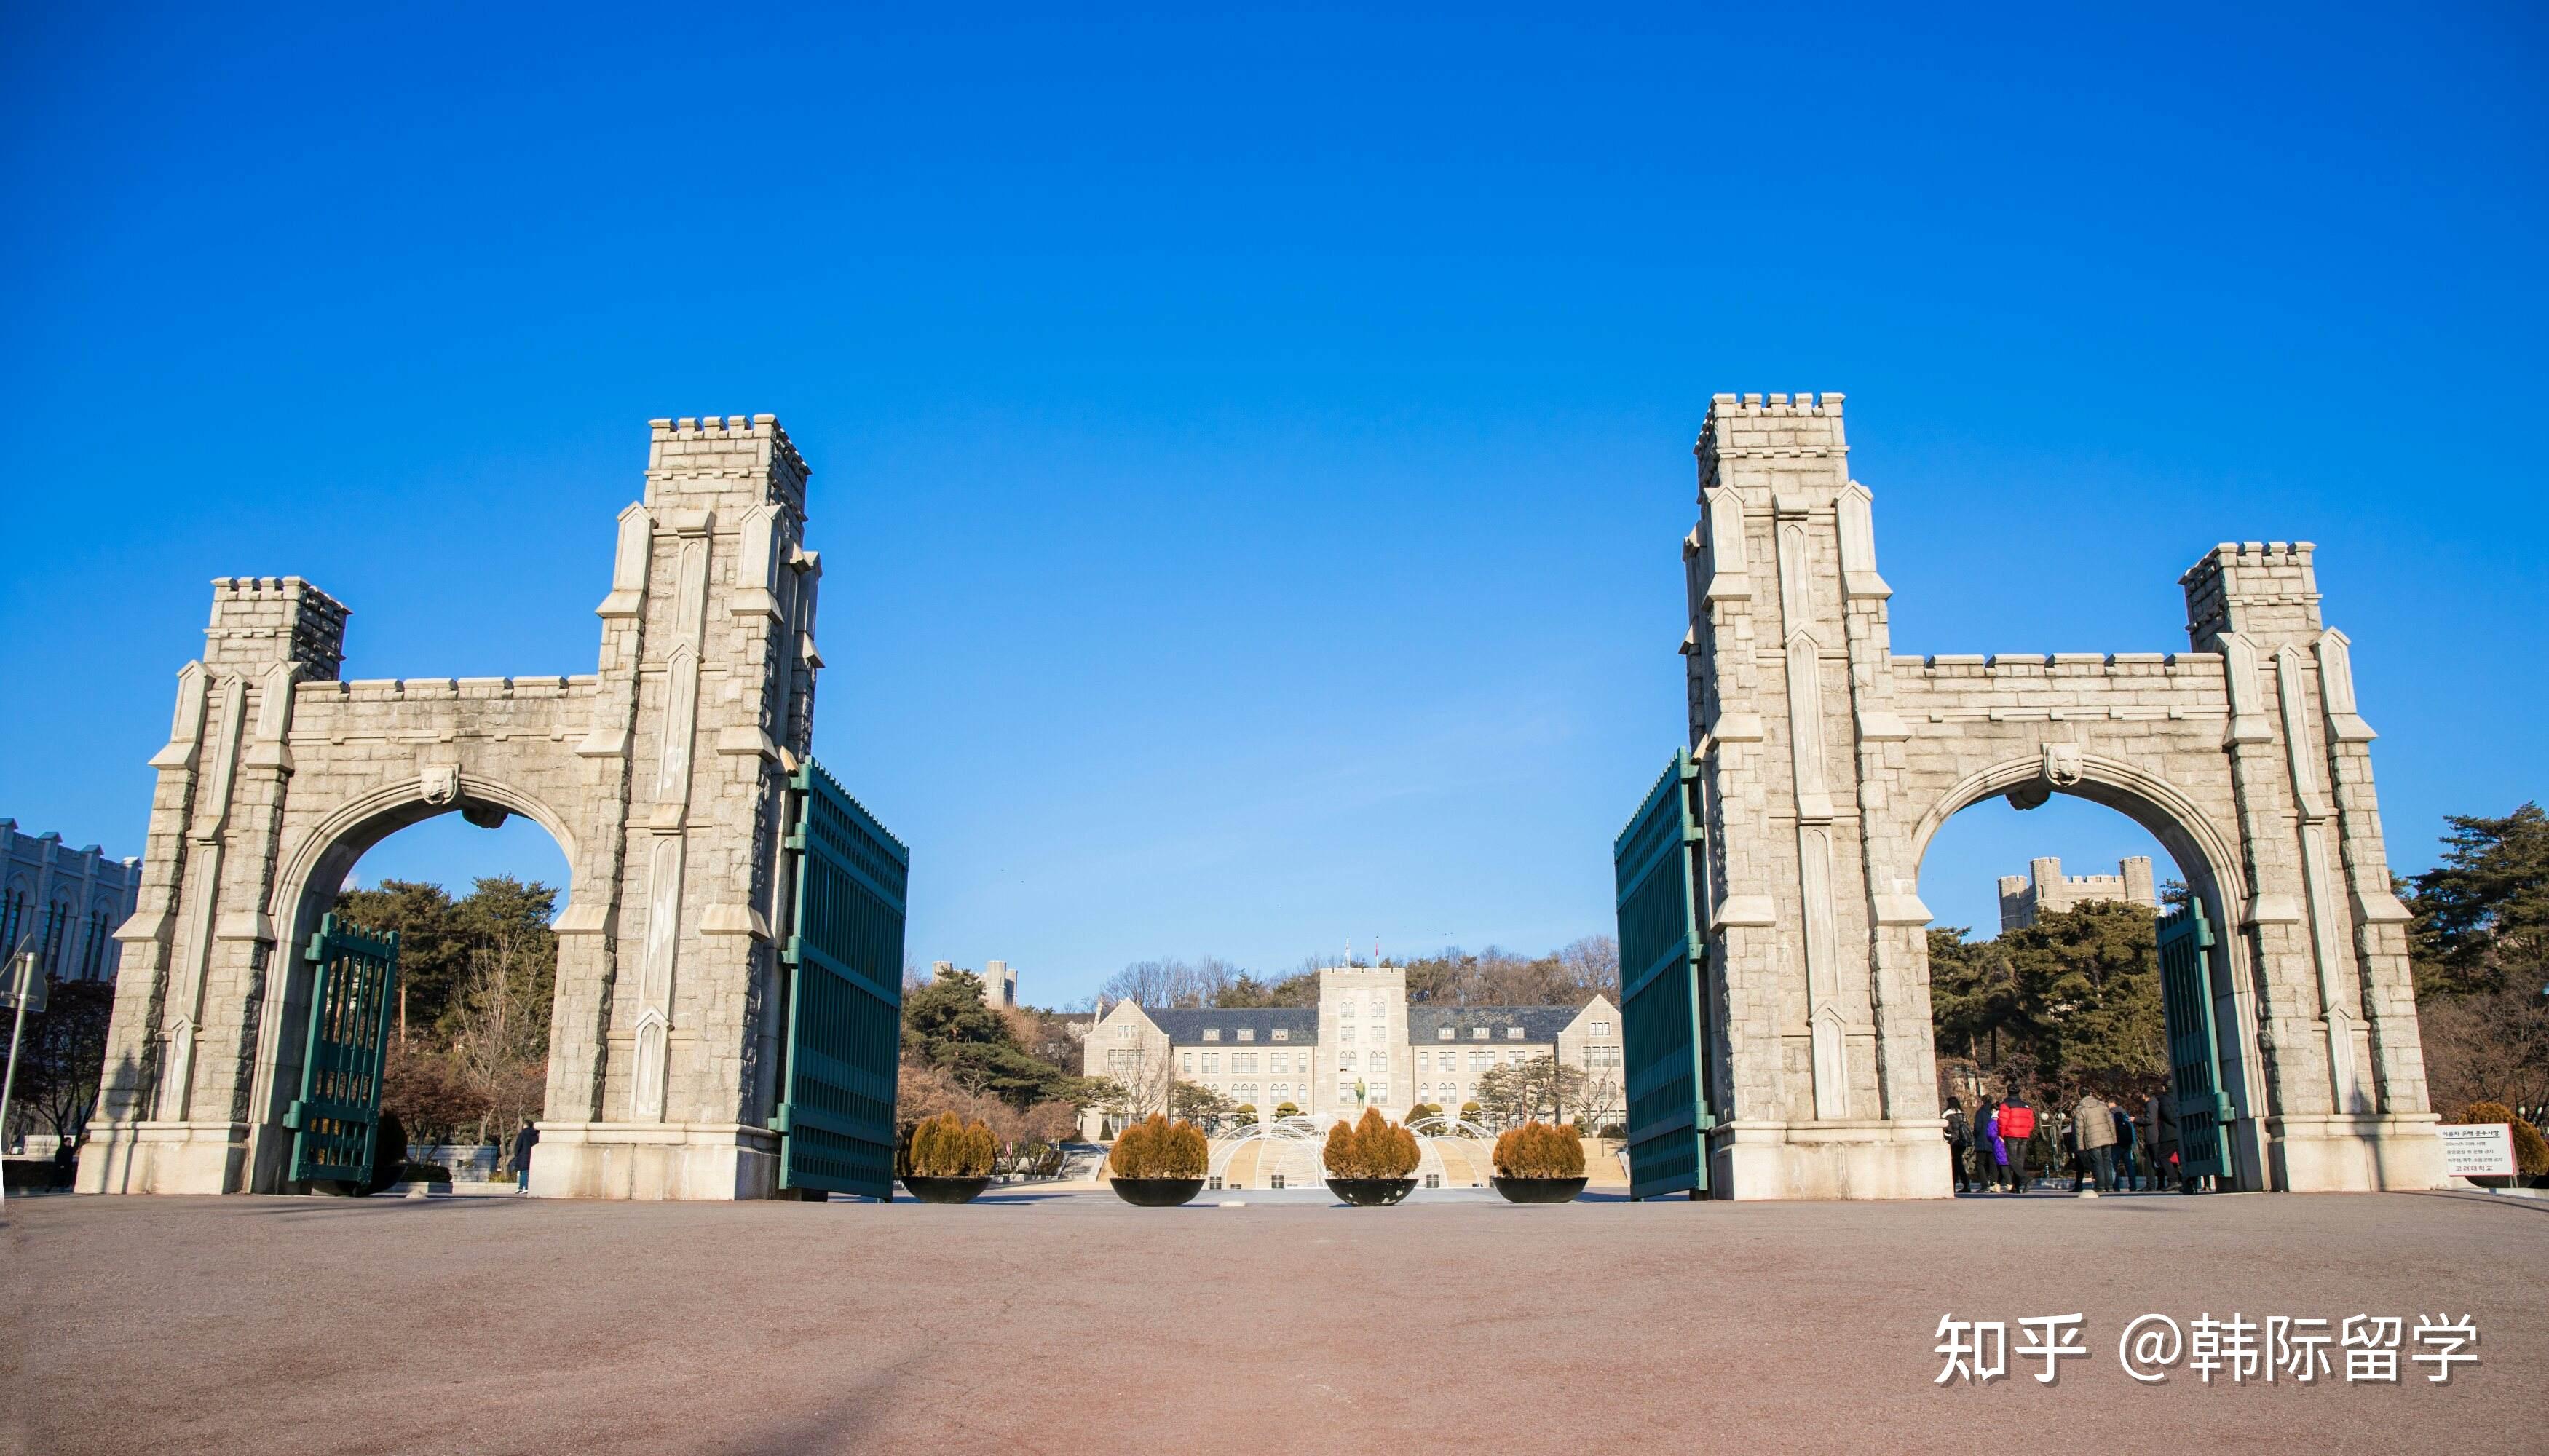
[1680,392,2443,1198]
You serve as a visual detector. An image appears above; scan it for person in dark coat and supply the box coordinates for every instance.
[2110,1100,2140,1190]
[511,1121,540,1195]
[1944,1099,1975,1193]
[51,1135,77,1190]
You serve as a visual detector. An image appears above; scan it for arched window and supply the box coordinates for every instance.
[82,909,111,980]
[0,885,28,959]
[41,899,71,976]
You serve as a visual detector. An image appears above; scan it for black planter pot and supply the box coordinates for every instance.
[1326,1176,1418,1206]
[1491,1176,1589,1204]
[1110,1176,1207,1207]
[899,1175,993,1204]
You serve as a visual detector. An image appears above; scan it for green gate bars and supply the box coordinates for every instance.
[285,914,401,1184]
[775,759,908,1199]
[1613,749,1715,1199]
[2157,899,2235,1182]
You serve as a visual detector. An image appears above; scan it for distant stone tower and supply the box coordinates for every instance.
[84,416,829,1200]
[1996,855,2158,931]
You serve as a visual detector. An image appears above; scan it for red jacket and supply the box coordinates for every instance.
[1997,1104,2036,1140]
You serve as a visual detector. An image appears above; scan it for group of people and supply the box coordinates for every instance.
[1943,1089,2187,1195]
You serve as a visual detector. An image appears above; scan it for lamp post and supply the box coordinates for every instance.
[0,946,42,1206]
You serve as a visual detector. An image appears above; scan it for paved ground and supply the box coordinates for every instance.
[7,1186,2544,1455]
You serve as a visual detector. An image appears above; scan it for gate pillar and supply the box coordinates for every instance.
[532,416,823,1200]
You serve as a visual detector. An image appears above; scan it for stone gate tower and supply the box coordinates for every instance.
[82,416,828,1200]
[1680,392,2444,1198]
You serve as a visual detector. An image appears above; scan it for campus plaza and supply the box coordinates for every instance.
[1082,962,1631,1188]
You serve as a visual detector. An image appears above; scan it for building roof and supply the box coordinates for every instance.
[1407,1005,1585,1042]
[1146,1008,1320,1044]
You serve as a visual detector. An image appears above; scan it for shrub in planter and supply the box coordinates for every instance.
[1490,1119,1589,1203]
[898,1112,998,1203]
[1274,1101,1302,1120]
[1404,1101,1442,1122]
[1108,1113,1209,1206]
[1459,1101,1483,1122]
[2456,1100,2549,1182]
[1323,1108,1420,1206]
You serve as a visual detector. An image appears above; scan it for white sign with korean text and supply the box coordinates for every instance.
[2438,1123,2516,1179]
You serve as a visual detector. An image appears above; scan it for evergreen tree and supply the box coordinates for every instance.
[901,968,1075,1107]
[2409,803,2549,998]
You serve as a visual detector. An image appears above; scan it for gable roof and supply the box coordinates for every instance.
[1147,1008,1320,1044]
[1407,1005,1582,1042]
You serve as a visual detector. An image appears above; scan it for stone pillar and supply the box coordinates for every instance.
[533,416,815,1200]
[2181,544,2442,1192]
[82,579,348,1194]
[1685,393,1947,1200]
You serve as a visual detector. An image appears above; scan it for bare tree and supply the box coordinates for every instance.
[2421,984,2549,1115]
[1096,957,1241,1009]
[447,927,548,1150]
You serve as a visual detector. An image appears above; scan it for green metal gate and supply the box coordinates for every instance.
[1614,748,1714,1199]
[2157,900,2234,1182]
[775,759,906,1199]
[285,914,401,1184]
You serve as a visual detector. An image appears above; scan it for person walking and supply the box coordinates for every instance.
[2072,1090,2117,1194]
[511,1120,540,1195]
[2110,1099,2140,1191]
[1996,1095,2036,1194]
[1944,1099,1974,1193]
[1976,1098,2002,1193]
[2145,1091,2181,1192]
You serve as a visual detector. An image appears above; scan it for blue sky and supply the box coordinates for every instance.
[4,5,2542,1005]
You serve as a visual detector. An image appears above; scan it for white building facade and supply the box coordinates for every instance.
[1081,963,1621,1137]
[1,819,143,984]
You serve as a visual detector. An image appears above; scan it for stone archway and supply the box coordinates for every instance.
[81,416,831,1200]
[1676,392,2445,1200]
[1902,753,2267,1189]
[236,770,582,1193]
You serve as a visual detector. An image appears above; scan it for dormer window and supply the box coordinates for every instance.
[1436,1027,1453,1040]
[1237,1028,1255,1042]
[1272,1029,1289,1041]
[1203,1029,1220,1042]
[1505,1026,1525,1040]
[1470,1027,1488,1040]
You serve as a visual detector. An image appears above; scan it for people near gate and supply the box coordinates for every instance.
[511,1120,540,1195]
[1996,1095,2036,1194]
[1980,1100,2009,1192]
[1944,1099,1975,1193]
[2144,1091,2179,1192]
[2072,1089,2117,1194]
[2110,1099,2140,1191]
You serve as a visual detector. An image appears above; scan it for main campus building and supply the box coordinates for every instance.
[1080,963,1621,1137]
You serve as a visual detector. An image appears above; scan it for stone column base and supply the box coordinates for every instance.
[2269,1113,2447,1192]
[75,1120,249,1195]
[1708,1118,1956,1200]
[526,1122,781,1200]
